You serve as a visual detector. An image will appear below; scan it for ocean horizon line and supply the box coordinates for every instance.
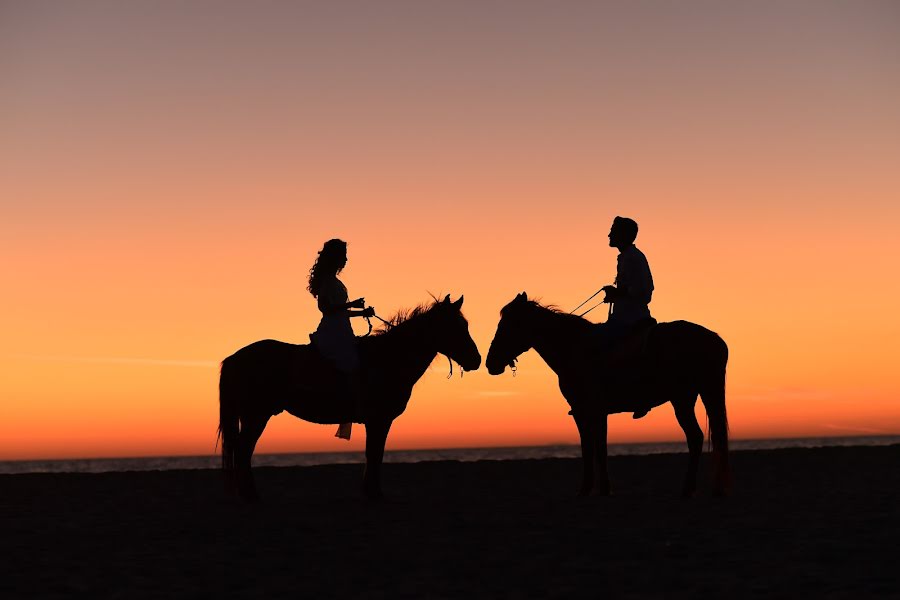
[1,434,898,475]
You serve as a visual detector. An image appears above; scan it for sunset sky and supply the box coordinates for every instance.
[2,1,899,460]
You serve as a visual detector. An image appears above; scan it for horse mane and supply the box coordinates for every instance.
[502,297,586,323]
[372,300,440,335]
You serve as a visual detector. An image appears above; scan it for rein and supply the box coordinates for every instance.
[578,302,613,319]
[570,289,603,315]
[372,313,393,328]
[363,311,394,336]
[572,289,614,319]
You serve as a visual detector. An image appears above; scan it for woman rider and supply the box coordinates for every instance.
[308,239,374,440]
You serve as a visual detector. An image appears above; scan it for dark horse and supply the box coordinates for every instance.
[218,295,481,501]
[485,292,730,497]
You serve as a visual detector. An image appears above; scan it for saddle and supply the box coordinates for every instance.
[296,344,344,386]
[605,318,657,367]
[282,342,365,424]
[593,318,658,415]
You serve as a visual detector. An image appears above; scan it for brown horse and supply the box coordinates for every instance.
[219,295,481,501]
[485,292,730,497]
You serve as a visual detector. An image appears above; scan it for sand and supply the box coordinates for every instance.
[2,445,898,598]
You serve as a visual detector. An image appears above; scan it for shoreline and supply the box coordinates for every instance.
[2,433,899,475]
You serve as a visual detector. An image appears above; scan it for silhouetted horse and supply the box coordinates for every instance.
[486,293,730,497]
[219,295,480,501]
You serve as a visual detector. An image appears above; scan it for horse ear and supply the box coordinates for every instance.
[516,292,528,302]
[442,294,451,304]
[453,295,464,309]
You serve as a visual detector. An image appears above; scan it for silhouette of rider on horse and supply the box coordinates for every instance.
[593,216,656,419]
[307,238,374,440]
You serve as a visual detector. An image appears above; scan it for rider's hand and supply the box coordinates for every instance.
[363,307,375,318]
[601,285,617,303]
[350,297,366,309]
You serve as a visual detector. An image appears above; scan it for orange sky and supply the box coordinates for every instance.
[2,1,899,460]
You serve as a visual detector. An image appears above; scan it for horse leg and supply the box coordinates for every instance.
[573,412,596,496]
[362,420,391,500]
[672,394,703,498]
[699,368,731,496]
[592,414,611,496]
[236,412,270,502]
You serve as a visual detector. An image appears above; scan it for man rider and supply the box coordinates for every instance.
[598,216,655,418]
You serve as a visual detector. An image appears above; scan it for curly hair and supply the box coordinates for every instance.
[308,239,347,298]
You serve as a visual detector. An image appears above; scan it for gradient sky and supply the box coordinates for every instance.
[2,1,899,460]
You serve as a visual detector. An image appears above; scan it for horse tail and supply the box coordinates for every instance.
[217,357,239,491]
[699,333,731,495]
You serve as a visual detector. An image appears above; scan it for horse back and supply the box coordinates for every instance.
[648,320,728,372]
[223,338,363,423]
[224,338,337,393]
[224,339,311,375]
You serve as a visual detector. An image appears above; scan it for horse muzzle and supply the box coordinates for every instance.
[461,354,482,372]
[485,355,507,375]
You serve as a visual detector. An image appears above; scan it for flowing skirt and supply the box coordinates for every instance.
[311,314,358,439]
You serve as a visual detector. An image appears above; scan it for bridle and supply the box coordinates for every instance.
[497,342,524,377]
[365,308,462,379]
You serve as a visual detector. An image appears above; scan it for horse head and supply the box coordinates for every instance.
[432,294,481,372]
[486,292,535,375]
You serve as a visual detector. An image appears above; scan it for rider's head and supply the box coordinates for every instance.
[308,238,348,297]
[609,216,638,248]
[320,239,348,270]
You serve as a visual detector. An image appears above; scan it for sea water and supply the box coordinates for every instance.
[1,435,897,475]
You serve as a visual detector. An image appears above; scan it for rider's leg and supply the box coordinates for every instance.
[348,370,364,421]
[596,319,652,419]
[334,369,364,440]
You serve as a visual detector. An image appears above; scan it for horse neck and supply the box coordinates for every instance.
[368,316,439,383]
[529,306,590,373]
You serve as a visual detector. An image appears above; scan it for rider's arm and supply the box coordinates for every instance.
[318,296,372,318]
[318,297,354,315]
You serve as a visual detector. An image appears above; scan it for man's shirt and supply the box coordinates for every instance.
[612,245,654,324]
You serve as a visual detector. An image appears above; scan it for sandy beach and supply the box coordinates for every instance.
[2,444,897,598]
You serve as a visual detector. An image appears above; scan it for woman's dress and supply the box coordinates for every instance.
[310,276,358,440]
[311,277,360,373]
